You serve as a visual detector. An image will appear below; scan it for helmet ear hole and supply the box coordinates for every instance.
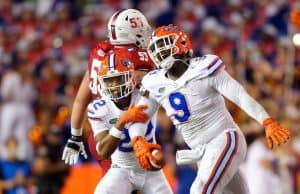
[181,41,186,45]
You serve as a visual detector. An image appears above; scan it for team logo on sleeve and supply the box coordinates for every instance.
[109,118,118,124]
[158,87,166,93]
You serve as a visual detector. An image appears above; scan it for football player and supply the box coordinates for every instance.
[62,9,154,174]
[127,24,291,194]
[87,51,173,194]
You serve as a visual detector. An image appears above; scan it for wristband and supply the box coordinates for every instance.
[71,128,83,136]
[96,141,101,154]
[109,126,123,139]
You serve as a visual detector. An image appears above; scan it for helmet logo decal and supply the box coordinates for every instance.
[129,17,144,28]
[110,9,125,40]
[120,59,133,67]
[163,25,178,32]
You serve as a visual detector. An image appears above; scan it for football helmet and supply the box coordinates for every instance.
[98,52,135,101]
[148,24,193,70]
[108,9,152,48]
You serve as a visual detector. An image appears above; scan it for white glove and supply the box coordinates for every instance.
[176,146,205,165]
[62,135,88,165]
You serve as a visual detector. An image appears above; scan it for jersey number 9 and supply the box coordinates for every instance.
[169,92,190,123]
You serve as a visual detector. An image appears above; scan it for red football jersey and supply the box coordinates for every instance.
[88,42,155,99]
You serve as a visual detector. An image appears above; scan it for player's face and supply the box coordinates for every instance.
[102,75,125,99]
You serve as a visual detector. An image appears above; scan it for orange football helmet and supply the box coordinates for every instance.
[98,52,135,101]
[148,24,193,69]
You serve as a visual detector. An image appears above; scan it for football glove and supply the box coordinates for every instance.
[119,105,148,125]
[263,118,291,149]
[62,135,87,165]
[131,136,161,170]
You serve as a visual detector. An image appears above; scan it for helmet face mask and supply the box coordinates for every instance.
[108,9,152,48]
[98,53,135,101]
[148,34,179,67]
[148,25,193,70]
[99,70,134,101]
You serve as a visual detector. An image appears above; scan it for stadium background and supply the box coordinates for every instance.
[0,0,299,194]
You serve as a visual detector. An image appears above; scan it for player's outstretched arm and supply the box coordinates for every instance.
[93,105,149,159]
[62,71,91,165]
[210,70,291,149]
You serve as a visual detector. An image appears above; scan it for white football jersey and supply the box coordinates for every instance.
[87,90,157,169]
[138,54,269,149]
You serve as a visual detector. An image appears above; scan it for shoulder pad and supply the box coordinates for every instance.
[189,56,208,64]
[141,70,161,87]
[127,47,138,51]
[190,55,225,77]
[87,98,109,119]
[146,69,160,76]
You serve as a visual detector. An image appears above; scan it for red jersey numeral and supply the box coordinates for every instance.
[138,51,148,61]
[130,17,144,28]
[89,58,102,95]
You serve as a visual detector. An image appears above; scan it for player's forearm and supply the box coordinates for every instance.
[70,72,91,130]
[71,99,90,130]
[237,92,270,124]
[96,136,120,159]
[95,124,123,158]
[212,71,269,124]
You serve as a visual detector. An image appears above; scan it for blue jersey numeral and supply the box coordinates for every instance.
[118,121,154,152]
[93,100,106,110]
[169,92,190,123]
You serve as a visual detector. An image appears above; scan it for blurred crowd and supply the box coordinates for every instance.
[0,0,299,194]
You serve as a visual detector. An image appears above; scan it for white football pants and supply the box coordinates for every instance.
[190,129,248,194]
[94,165,173,194]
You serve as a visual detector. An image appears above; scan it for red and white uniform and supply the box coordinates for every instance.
[129,54,270,194]
[87,42,154,99]
[86,49,172,194]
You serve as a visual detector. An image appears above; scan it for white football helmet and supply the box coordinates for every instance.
[107,9,152,49]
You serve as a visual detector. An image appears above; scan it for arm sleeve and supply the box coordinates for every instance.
[87,103,110,136]
[88,118,110,136]
[209,70,270,124]
[128,95,160,139]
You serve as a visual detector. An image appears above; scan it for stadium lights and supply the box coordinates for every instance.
[292,33,300,47]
